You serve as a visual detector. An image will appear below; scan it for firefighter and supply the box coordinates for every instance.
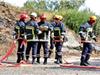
[79,16,97,66]
[51,15,65,64]
[25,12,39,64]
[37,14,53,64]
[48,15,65,58]
[14,13,28,63]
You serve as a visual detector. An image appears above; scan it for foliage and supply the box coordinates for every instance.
[63,9,92,33]
[58,0,85,10]
[24,0,46,10]
[23,0,85,11]
[23,0,100,35]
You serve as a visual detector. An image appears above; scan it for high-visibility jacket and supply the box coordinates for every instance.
[51,22,65,36]
[25,20,39,41]
[15,20,26,39]
[79,22,96,43]
[38,21,53,41]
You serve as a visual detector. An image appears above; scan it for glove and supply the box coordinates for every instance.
[51,33,54,38]
[24,35,27,39]
[79,33,86,39]
[44,26,48,31]
[93,38,97,42]
[61,35,64,41]
[61,35,64,39]
[38,30,42,34]
[44,26,48,29]
[61,32,65,36]
[39,26,48,31]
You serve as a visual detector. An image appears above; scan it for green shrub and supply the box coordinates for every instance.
[61,9,93,33]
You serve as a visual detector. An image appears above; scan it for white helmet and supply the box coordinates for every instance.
[30,12,37,17]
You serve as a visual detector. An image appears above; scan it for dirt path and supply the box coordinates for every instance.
[0,55,100,75]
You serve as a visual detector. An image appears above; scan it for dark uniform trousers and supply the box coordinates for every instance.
[50,37,54,50]
[37,42,49,64]
[17,39,25,63]
[81,43,92,64]
[26,41,38,61]
[37,42,49,58]
[55,42,63,61]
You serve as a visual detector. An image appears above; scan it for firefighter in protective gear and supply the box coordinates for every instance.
[14,13,28,63]
[37,14,53,64]
[79,16,97,66]
[48,15,64,58]
[51,15,65,64]
[25,12,39,64]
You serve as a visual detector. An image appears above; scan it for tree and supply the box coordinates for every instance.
[24,0,46,10]
[23,0,85,11]
[24,0,37,9]
[58,0,85,10]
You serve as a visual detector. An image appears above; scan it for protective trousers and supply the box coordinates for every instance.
[55,42,63,63]
[37,42,49,64]
[26,41,38,62]
[80,43,92,64]
[50,37,54,50]
[17,39,25,63]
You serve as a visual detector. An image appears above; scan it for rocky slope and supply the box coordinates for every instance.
[0,1,81,55]
[0,2,21,55]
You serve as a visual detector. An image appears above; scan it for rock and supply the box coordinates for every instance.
[63,28,81,49]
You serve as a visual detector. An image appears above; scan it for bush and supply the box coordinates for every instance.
[56,9,100,35]
[61,9,93,33]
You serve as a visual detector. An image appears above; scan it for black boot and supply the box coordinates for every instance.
[43,58,47,65]
[32,57,35,64]
[80,62,88,66]
[17,54,21,63]
[48,50,52,58]
[85,54,90,65]
[59,56,62,64]
[36,57,40,63]
[21,53,24,60]
[54,59,60,64]
[17,59,21,63]
[85,62,90,65]
[25,56,29,63]
[26,56,29,61]
[80,56,88,66]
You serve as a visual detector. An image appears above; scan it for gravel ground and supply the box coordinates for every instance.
[1,66,100,75]
[0,56,100,75]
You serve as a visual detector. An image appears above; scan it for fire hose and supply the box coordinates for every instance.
[0,41,16,63]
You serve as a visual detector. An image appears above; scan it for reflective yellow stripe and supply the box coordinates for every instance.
[54,27,61,36]
[26,26,35,41]
[15,26,20,34]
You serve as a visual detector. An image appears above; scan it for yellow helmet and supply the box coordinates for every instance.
[89,16,97,21]
[54,15,63,20]
[59,15,63,21]
[54,15,60,19]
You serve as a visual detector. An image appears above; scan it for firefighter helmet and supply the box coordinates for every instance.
[40,14,46,20]
[54,15,63,20]
[30,12,37,17]
[20,13,28,20]
[54,15,60,20]
[90,16,97,21]
[59,15,63,21]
